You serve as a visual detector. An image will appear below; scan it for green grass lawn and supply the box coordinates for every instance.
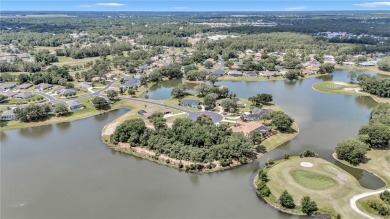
[312,81,361,95]
[0,94,44,105]
[54,56,99,66]
[256,157,369,218]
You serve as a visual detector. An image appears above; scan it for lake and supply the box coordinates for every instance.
[1,70,386,219]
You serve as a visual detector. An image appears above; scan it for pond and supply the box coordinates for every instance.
[1,70,387,219]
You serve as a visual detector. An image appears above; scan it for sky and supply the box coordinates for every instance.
[1,0,390,11]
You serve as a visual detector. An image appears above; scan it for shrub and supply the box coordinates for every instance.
[279,190,295,209]
[301,150,316,157]
[301,196,318,215]
[380,190,390,204]
[284,154,290,159]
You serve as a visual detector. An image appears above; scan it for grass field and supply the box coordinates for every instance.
[54,56,99,66]
[256,157,369,218]
[312,81,361,95]
[356,195,390,219]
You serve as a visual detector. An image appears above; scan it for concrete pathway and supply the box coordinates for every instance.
[350,188,390,219]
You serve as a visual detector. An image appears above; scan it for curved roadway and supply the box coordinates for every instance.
[350,188,390,219]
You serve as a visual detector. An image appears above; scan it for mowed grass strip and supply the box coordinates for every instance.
[312,81,361,95]
[262,157,368,218]
[290,169,336,190]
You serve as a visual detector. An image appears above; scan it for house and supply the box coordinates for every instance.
[263,71,279,77]
[180,99,200,108]
[231,121,271,136]
[245,49,254,54]
[119,78,141,89]
[0,91,18,97]
[244,71,257,77]
[324,55,335,61]
[228,71,243,77]
[51,85,66,94]
[359,61,376,67]
[212,69,225,77]
[244,108,273,121]
[36,83,52,91]
[0,83,16,92]
[59,88,78,96]
[216,98,246,107]
[77,82,92,89]
[343,62,355,66]
[138,65,149,72]
[17,83,32,90]
[1,110,16,121]
[230,64,240,70]
[255,52,262,60]
[66,100,85,111]
[140,108,172,118]
[13,92,33,99]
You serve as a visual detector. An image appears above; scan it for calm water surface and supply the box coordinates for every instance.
[1,70,386,219]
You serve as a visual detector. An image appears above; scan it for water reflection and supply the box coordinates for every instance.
[56,122,71,131]
[0,131,7,141]
[189,173,199,185]
[94,112,110,122]
[18,125,53,138]
[354,96,377,109]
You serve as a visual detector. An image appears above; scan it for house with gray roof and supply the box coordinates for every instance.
[244,108,273,121]
[59,88,78,96]
[212,69,225,77]
[244,71,258,77]
[255,125,272,137]
[17,83,32,90]
[119,78,141,89]
[77,82,92,89]
[1,91,19,97]
[1,110,16,121]
[66,100,85,111]
[36,83,53,91]
[0,83,16,92]
[51,85,66,94]
[228,71,243,77]
[180,99,200,108]
[13,92,33,99]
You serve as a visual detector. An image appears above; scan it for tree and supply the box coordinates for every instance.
[336,138,368,165]
[347,71,357,83]
[110,118,147,145]
[285,70,299,81]
[279,190,295,209]
[318,63,335,74]
[203,93,218,109]
[107,90,118,101]
[119,86,125,95]
[14,104,50,122]
[91,97,110,110]
[75,72,80,81]
[171,84,188,98]
[269,111,294,132]
[128,88,136,96]
[380,190,390,204]
[378,56,390,72]
[0,94,7,103]
[301,196,318,215]
[358,123,390,149]
[248,93,273,106]
[54,103,69,116]
[221,99,237,112]
[207,75,218,86]
[204,61,213,69]
[249,130,262,144]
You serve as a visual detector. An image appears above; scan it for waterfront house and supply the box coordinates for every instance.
[1,110,16,121]
[180,99,200,108]
[228,71,243,77]
[212,69,225,77]
[231,121,272,137]
[359,61,376,67]
[119,78,141,89]
[244,108,273,121]
[66,100,85,111]
[244,71,258,77]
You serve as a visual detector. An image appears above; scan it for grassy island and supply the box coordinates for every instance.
[254,156,369,218]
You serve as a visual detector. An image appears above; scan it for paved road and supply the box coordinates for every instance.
[34,91,64,103]
[91,80,118,96]
[350,188,390,219]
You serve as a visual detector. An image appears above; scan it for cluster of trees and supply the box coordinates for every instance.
[368,197,390,216]
[336,103,390,165]
[110,116,255,167]
[12,66,74,86]
[248,93,273,107]
[185,70,208,81]
[90,97,110,110]
[56,43,134,59]
[143,64,183,83]
[34,50,58,65]
[136,35,191,47]
[262,111,294,133]
[14,104,51,122]
[278,190,318,215]
[318,63,335,74]
[357,74,390,98]
[378,57,390,72]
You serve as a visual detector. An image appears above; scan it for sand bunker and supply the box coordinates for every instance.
[300,162,314,168]
[337,173,348,181]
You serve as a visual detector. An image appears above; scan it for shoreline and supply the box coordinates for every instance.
[332,153,388,188]
[312,81,390,104]
[101,105,300,173]
[336,65,390,76]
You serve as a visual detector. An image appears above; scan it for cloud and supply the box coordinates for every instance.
[354,1,390,7]
[94,3,126,7]
[285,6,307,11]
[79,4,93,8]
